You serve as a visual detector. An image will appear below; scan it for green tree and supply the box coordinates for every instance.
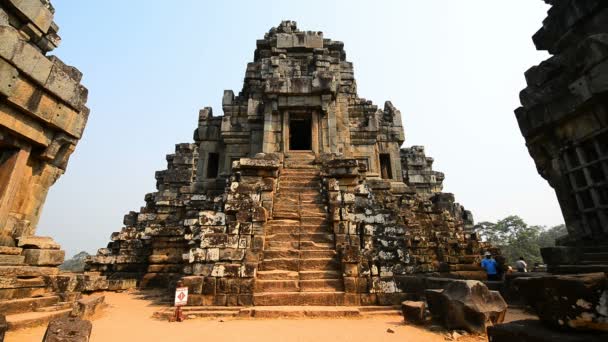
[475,215,546,265]
[538,224,568,248]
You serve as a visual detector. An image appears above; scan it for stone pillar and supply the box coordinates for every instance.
[0,147,29,237]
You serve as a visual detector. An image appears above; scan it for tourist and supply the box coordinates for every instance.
[515,257,528,272]
[481,252,499,281]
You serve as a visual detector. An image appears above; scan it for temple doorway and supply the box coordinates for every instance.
[289,116,312,151]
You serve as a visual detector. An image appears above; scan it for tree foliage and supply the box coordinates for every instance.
[475,216,567,266]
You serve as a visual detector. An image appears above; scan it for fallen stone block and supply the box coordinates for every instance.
[425,280,507,333]
[487,320,608,342]
[516,272,608,332]
[22,249,65,266]
[71,295,105,319]
[402,300,426,325]
[17,236,60,250]
[43,317,92,342]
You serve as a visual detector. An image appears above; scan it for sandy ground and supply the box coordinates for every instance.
[6,291,535,342]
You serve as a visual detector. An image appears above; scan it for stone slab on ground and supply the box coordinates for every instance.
[43,316,92,342]
[487,319,608,342]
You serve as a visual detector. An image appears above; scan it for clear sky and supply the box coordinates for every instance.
[38,0,561,257]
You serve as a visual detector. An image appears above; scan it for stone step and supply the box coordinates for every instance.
[300,233,334,243]
[6,308,72,330]
[260,258,299,271]
[301,250,337,259]
[300,241,334,250]
[582,252,608,262]
[273,203,326,212]
[242,306,359,318]
[255,280,300,292]
[253,292,345,306]
[265,233,299,242]
[153,307,239,320]
[279,180,321,188]
[276,193,324,202]
[266,219,300,227]
[181,306,241,312]
[358,305,400,312]
[263,249,300,259]
[300,279,344,292]
[266,241,299,250]
[581,246,608,253]
[278,187,321,194]
[300,258,340,271]
[34,302,73,312]
[257,270,299,280]
[549,264,608,273]
[263,249,336,259]
[272,211,299,220]
[299,270,342,280]
[280,170,320,176]
[300,217,329,225]
[300,224,332,233]
[0,295,60,315]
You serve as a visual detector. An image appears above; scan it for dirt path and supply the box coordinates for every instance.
[6,291,531,342]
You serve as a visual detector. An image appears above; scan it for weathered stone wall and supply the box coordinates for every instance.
[515,0,608,272]
[322,148,485,305]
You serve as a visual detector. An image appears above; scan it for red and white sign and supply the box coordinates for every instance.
[174,287,188,306]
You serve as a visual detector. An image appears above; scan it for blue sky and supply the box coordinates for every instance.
[39,0,559,256]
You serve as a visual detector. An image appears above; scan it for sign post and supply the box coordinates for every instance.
[172,282,188,322]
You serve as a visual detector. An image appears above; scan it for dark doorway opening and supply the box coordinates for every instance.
[380,153,392,179]
[206,152,219,178]
[289,118,312,150]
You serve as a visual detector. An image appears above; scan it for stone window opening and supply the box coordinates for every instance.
[206,152,220,179]
[380,153,392,179]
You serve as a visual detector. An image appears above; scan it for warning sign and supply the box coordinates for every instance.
[174,287,188,306]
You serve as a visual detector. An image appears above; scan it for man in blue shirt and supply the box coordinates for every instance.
[481,252,499,281]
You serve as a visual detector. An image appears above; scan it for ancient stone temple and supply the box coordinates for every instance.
[88,21,490,306]
[488,1,608,340]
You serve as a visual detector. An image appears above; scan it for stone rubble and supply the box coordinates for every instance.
[87,20,494,306]
[425,280,507,333]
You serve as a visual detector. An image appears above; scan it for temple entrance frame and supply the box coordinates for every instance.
[282,110,320,155]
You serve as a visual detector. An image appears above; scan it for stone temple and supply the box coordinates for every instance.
[87,21,491,306]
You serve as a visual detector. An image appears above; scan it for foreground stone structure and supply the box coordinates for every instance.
[0,0,121,331]
[490,1,608,340]
[516,0,608,273]
[88,21,491,306]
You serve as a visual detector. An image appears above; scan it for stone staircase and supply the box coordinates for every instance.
[254,153,345,305]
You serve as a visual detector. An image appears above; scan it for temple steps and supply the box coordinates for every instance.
[154,306,401,319]
[257,270,299,280]
[299,279,344,292]
[299,270,341,280]
[255,280,299,292]
[0,295,61,315]
[253,292,346,306]
[259,258,339,272]
[263,249,336,259]
[6,308,73,330]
